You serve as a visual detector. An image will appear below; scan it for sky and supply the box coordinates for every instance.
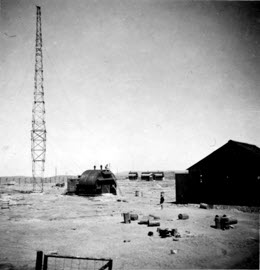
[0,0,260,176]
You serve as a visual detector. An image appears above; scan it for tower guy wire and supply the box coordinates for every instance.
[31,6,46,192]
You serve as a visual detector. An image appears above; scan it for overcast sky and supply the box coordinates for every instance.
[1,0,260,176]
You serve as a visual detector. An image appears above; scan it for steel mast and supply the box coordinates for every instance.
[31,6,46,192]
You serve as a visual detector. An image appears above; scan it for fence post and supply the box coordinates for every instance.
[35,250,43,270]
[43,255,48,270]
[109,260,113,270]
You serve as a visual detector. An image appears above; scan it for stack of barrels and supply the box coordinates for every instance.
[214,214,238,230]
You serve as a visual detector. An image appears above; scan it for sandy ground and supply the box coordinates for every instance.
[0,179,259,270]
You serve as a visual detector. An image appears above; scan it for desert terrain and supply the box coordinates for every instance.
[0,176,259,270]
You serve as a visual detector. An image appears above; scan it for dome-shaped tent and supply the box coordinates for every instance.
[76,169,117,195]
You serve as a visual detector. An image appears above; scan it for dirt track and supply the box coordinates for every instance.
[0,179,259,269]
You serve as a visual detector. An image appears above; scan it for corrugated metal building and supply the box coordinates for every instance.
[128,171,138,180]
[68,168,117,195]
[152,171,164,181]
[175,140,260,206]
[141,172,153,181]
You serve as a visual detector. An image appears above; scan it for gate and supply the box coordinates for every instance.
[36,251,113,270]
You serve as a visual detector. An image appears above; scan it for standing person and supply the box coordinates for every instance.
[160,192,165,210]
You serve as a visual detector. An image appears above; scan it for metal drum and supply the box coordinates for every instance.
[123,213,131,223]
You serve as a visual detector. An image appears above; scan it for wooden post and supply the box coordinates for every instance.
[43,255,48,270]
[35,250,43,270]
[108,260,113,270]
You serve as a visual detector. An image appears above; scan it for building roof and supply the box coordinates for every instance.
[232,140,260,156]
[129,171,138,175]
[79,169,117,187]
[141,172,153,175]
[153,172,164,175]
[187,140,260,172]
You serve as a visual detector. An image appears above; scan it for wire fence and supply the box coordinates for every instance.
[0,176,78,194]
[43,255,112,270]
[0,246,113,270]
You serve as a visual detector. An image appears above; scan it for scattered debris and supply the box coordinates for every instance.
[174,233,181,238]
[178,213,189,220]
[214,215,221,229]
[227,218,238,226]
[117,199,128,203]
[148,220,160,227]
[221,215,229,230]
[130,214,138,221]
[138,215,161,226]
[221,215,238,230]
[158,228,171,238]
[138,216,149,225]
[157,228,170,238]
[122,213,131,223]
[170,249,177,254]
[172,229,181,238]
[123,240,131,243]
[148,231,154,236]
[157,227,182,239]
[171,228,177,236]
[200,203,209,209]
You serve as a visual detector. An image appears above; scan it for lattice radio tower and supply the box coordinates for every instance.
[31,6,46,192]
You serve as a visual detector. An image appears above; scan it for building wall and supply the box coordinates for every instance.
[188,168,260,205]
[175,173,190,203]
[186,171,260,206]
[177,141,260,206]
